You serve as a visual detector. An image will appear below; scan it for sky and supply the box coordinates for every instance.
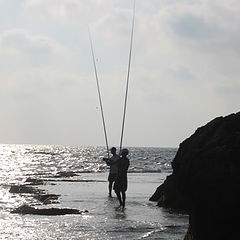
[0,0,239,148]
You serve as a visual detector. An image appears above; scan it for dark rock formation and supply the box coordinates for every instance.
[150,112,240,240]
[41,179,106,183]
[9,179,88,215]
[55,171,79,178]
[9,185,44,194]
[11,204,88,215]
[33,194,60,204]
[25,178,45,185]
[9,184,60,204]
[149,174,190,213]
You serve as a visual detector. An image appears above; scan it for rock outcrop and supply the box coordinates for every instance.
[9,183,60,204]
[11,204,87,215]
[9,184,44,194]
[150,112,240,239]
[9,177,88,215]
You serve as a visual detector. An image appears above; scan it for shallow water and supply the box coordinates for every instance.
[0,145,188,240]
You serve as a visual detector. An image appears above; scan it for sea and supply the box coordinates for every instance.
[0,144,188,240]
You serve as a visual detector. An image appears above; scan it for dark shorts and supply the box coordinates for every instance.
[108,173,117,182]
[113,176,128,192]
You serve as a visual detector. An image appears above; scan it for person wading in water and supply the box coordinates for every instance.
[103,147,119,197]
[113,148,130,209]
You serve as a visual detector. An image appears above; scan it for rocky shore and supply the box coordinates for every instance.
[9,172,88,215]
[150,112,240,240]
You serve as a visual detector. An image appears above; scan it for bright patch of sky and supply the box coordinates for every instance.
[0,0,239,148]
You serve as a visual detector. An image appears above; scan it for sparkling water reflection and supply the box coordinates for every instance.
[0,144,175,185]
[0,144,188,240]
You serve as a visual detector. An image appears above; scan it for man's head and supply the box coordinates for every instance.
[121,148,129,156]
[110,147,117,155]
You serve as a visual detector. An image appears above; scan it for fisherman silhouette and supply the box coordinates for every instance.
[103,147,119,197]
[113,148,130,209]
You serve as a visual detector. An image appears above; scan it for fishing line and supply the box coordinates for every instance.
[89,28,110,158]
[119,0,136,153]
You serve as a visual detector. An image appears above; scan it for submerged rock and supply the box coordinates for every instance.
[150,112,240,239]
[9,185,44,194]
[33,194,60,204]
[55,171,79,178]
[25,178,45,185]
[9,184,60,205]
[11,204,88,215]
[41,179,106,183]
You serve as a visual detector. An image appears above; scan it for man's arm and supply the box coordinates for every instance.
[107,156,120,165]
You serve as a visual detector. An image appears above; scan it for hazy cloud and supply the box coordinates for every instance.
[0,0,239,147]
[0,29,61,61]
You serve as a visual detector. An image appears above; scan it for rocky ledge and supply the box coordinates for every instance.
[10,174,87,215]
[150,112,240,240]
[11,204,88,215]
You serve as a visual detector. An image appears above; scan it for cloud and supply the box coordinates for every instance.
[0,28,92,113]
[161,0,240,51]
[170,14,218,39]
[0,29,63,67]
[0,0,240,146]
[23,0,113,26]
[143,0,240,86]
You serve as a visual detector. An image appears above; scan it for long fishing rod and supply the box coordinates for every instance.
[89,28,110,159]
[119,0,136,153]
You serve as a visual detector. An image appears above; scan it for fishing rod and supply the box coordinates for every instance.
[89,28,110,159]
[119,0,136,153]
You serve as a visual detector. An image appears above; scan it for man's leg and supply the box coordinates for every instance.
[115,191,123,206]
[108,180,113,197]
[122,191,126,208]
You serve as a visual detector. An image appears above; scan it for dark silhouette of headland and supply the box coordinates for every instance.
[150,112,240,240]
